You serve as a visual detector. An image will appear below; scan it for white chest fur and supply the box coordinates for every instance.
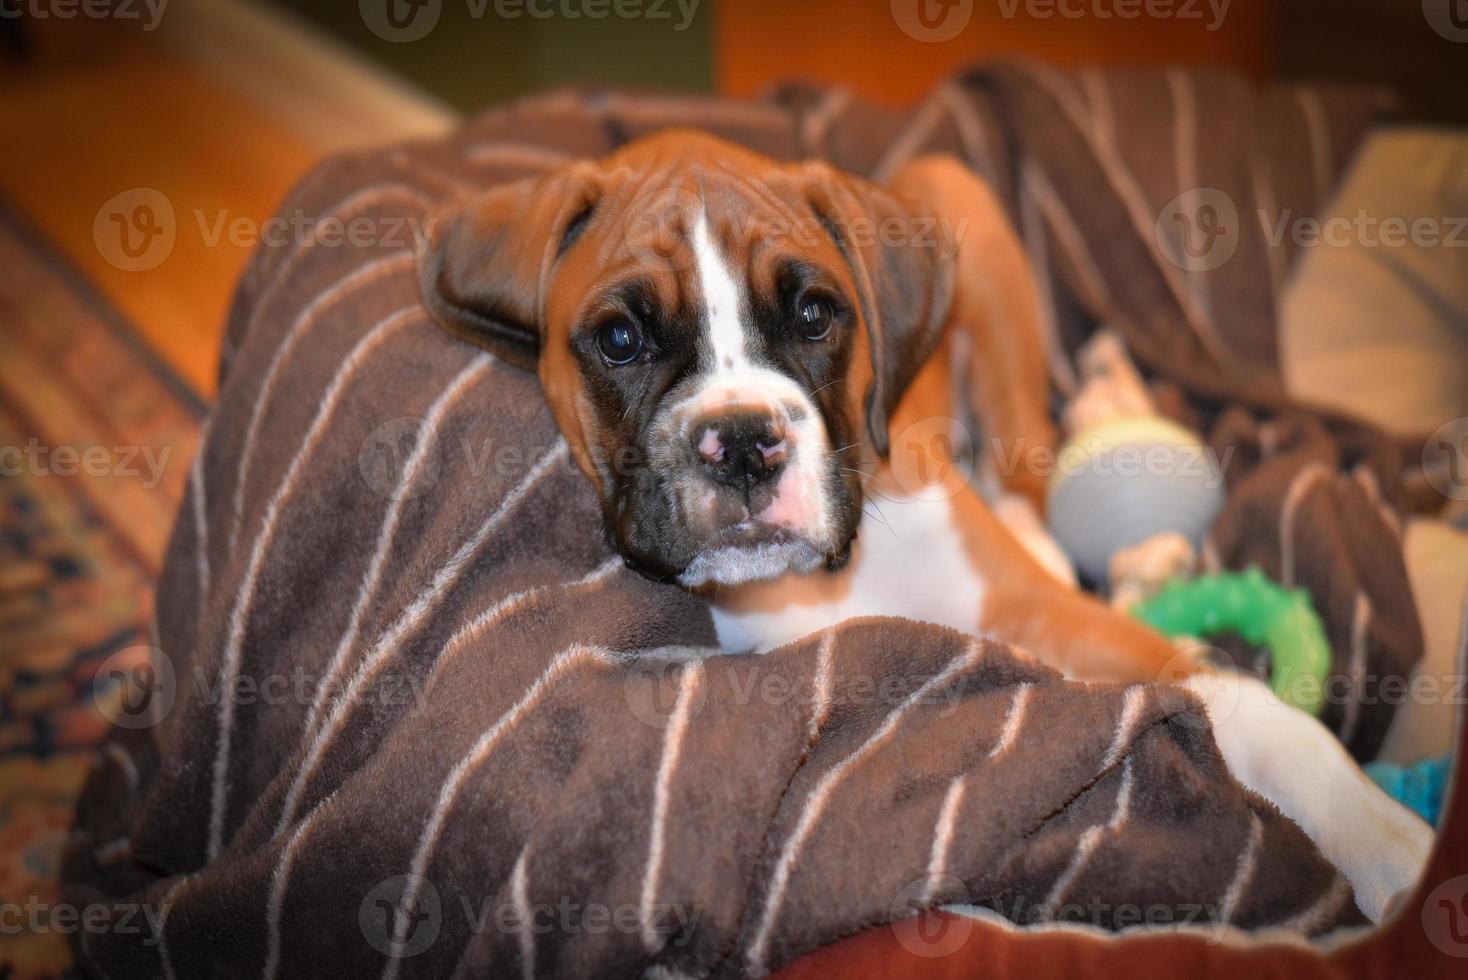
[709,491,989,653]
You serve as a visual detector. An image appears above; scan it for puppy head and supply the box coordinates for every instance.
[419,131,951,587]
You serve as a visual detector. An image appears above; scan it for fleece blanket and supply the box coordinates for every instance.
[62,68,1408,978]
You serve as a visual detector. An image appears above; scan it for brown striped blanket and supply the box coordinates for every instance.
[64,66,1425,978]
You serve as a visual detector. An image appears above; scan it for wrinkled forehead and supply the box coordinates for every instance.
[551,165,855,333]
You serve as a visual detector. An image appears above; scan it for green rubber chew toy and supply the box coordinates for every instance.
[1130,568,1331,716]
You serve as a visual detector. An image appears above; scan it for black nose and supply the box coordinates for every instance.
[692,412,788,491]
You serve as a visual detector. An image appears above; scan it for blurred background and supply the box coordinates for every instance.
[0,1,1464,976]
[3,0,1465,401]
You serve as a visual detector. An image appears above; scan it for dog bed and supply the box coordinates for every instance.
[63,67,1462,978]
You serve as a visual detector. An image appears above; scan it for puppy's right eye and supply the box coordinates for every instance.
[596,319,643,365]
[795,298,834,341]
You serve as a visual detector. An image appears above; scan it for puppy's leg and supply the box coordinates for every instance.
[888,156,1057,511]
[1182,669,1434,922]
[990,492,1076,587]
[967,479,1431,918]
[990,584,1183,683]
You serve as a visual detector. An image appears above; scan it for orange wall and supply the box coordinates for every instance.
[716,0,1279,104]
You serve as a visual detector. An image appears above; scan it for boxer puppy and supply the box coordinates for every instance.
[419,131,1431,921]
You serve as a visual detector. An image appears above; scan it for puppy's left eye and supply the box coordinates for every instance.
[596,318,643,365]
[796,299,833,341]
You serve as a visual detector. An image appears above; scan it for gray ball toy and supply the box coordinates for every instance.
[1046,416,1224,583]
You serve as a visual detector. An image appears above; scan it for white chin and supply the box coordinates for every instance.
[676,539,825,588]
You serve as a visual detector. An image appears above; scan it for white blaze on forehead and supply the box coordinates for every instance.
[691,211,749,372]
[668,209,838,586]
[684,209,809,419]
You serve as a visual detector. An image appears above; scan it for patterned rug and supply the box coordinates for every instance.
[0,204,203,979]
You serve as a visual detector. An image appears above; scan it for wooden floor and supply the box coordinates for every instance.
[0,6,454,400]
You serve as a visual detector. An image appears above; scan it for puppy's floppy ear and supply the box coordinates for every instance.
[795,162,953,457]
[418,165,601,371]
